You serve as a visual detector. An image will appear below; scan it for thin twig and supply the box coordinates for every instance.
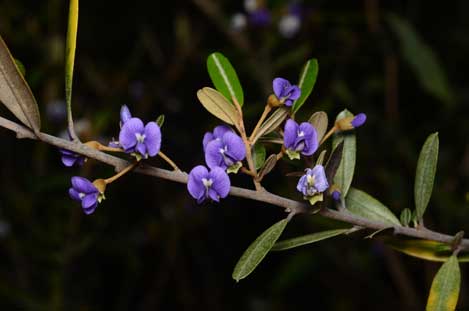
[1,116,469,250]
[158,151,180,171]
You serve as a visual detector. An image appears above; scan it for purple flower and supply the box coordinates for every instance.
[202,125,233,152]
[249,8,271,26]
[297,165,329,198]
[60,148,85,167]
[69,177,101,215]
[273,78,301,107]
[187,165,230,204]
[119,117,161,159]
[331,190,341,201]
[283,119,318,159]
[205,131,246,172]
[351,113,367,128]
[120,105,132,125]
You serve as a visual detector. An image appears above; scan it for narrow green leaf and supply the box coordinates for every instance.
[272,229,350,251]
[346,188,401,226]
[332,109,356,196]
[252,143,266,170]
[196,87,240,126]
[292,58,319,114]
[387,14,452,104]
[156,114,165,127]
[207,52,244,106]
[232,219,289,282]
[426,255,461,311]
[308,111,328,142]
[258,154,277,180]
[384,238,469,263]
[65,0,79,122]
[251,107,289,143]
[0,35,41,132]
[414,132,439,221]
[400,208,412,226]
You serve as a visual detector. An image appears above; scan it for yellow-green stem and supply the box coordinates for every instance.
[320,126,338,145]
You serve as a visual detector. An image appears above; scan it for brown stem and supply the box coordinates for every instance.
[1,116,469,250]
[104,162,139,184]
[249,104,272,143]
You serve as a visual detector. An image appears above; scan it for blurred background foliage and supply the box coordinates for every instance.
[0,0,468,310]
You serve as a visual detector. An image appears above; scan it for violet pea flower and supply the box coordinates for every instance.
[187,165,230,204]
[205,131,246,172]
[297,165,329,205]
[69,176,101,215]
[119,117,161,159]
[60,148,85,167]
[202,125,233,152]
[283,119,318,160]
[273,78,301,107]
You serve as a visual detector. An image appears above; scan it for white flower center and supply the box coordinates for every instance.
[202,178,213,188]
[307,174,315,186]
[298,131,305,137]
[79,192,85,199]
[135,133,146,143]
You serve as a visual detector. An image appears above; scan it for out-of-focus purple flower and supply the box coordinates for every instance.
[283,119,318,159]
[205,131,246,172]
[46,99,67,123]
[244,0,258,12]
[120,105,132,126]
[297,165,329,198]
[119,118,161,159]
[187,165,230,204]
[60,148,85,167]
[249,8,271,26]
[69,176,101,215]
[202,125,233,152]
[273,78,301,107]
[108,139,120,148]
[231,13,247,31]
[336,113,367,131]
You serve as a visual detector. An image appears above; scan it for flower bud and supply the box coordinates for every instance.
[335,113,367,131]
[267,94,282,108]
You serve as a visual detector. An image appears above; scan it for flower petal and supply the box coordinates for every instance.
[202,132,215,151]
[71,176,97,194]
[213,125,232,139]
[208,189,220,202]
[311,165,329,192]
[69,188,81,202]
[296,175,307,194]
[119,118,144,150]
[283,119,298,149]
[187,165,209,201]
[351,113,367,128]
[209,167,231,199]
[222,132,246,162]
[82,193,98,210]
[288,85,301,100]
[120,105,132,124]
[299,122,318,156]
[136,142,147,157]
[273,77,290,98]
[144,122,162,157]
[205,140,225,169]
[83,203,98,215]
[61,155,77,167]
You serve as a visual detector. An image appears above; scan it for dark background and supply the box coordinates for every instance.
[0,0,468,310]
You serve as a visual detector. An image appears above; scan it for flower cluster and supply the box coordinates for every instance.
[187,125,246,204]
[63,105,163,214]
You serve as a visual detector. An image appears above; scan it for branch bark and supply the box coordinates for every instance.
[1,115,468,250]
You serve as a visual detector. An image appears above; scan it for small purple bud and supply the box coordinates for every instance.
[120,105,132,125]
[351,113,367,128]
[332,190,341,201]
[59,148,85,167]
[69,176,101,215]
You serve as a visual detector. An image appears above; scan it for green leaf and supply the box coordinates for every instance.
[400,208,412,227]
[0,35,41,132]
[65,0,79,123]
[387,14,452,105]
[207,52,244,106]
[292,58,319,114]
[308,111,328,142]
[346,188,401,226]
[196,87,240,126]
[383,238,469,263]
[232,219,289,282]
[156,114,165,127]
[251,107,289,144]
[332,109,356,196]
[252,143,266,170]
[414,132,439,221]
[272,229,350,251]
[426,255,461,311]
[325,141,344,183]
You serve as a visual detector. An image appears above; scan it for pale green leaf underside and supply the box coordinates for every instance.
[232,219,288,282]
[426,255,460,311]
[346,188,401,226]
[196,87,239,126]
